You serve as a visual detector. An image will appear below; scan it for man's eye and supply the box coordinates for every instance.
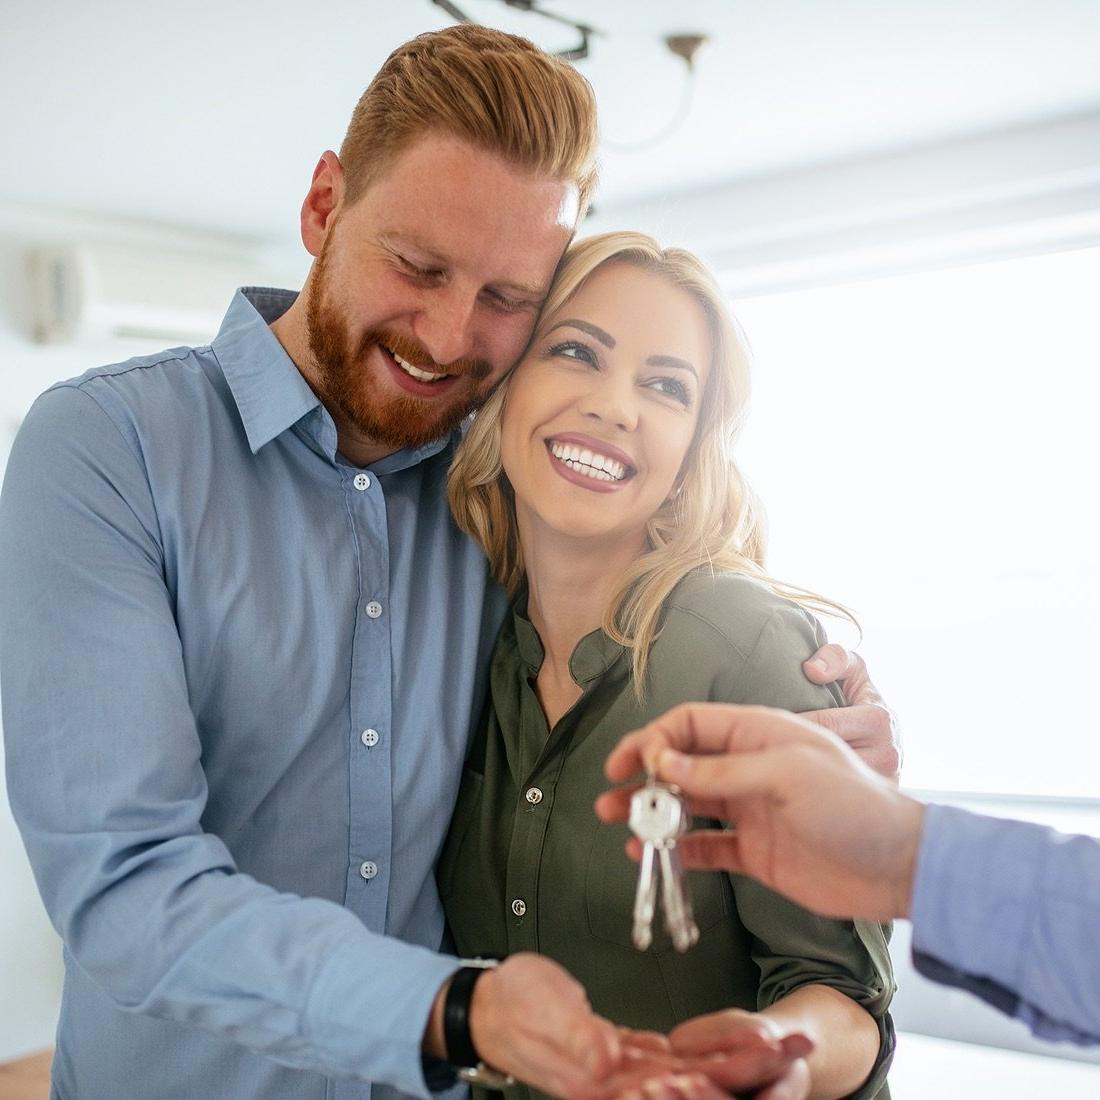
[398,256,443,280]
[486,289,529,313]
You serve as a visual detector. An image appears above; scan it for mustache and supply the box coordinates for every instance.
[365,327,493,382]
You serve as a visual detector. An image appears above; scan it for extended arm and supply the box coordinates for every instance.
[0,386,461,1092]
[599,703,1100,1046]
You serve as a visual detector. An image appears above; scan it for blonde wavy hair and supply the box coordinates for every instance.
[449,231,856,691]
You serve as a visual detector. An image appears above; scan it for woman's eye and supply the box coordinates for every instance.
[547,340,598,366]
[648,376,692,405]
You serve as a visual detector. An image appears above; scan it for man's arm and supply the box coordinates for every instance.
[910,804,1100,1047]
[0,385,471,1092]
[801,645,901,781]
[0,386,620,1097]
[597,703,1100,1046]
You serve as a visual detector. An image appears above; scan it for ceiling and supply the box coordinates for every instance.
[3,0,1100,245]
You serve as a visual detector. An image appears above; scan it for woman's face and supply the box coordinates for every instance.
[500,260,711,548]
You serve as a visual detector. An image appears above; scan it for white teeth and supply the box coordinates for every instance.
[390,348,451,383]
[548,441,627,482]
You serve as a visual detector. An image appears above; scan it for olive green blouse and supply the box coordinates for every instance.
[438,571,894,1099]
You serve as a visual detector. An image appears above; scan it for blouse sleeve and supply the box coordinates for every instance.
[708,599,896,1099]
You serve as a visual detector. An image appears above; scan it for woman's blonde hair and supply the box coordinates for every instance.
[449,231,855,691]
[339,24,599,215]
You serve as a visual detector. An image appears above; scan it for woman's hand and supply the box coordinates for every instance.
[601,1017,813,1100]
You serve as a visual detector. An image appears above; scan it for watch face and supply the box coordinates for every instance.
[458,1065,516,1090]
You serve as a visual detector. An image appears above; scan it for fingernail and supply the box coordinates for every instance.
[659,748,689,780]
[807,658,827,674]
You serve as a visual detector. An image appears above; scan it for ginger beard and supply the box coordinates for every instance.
[305,237,495,452]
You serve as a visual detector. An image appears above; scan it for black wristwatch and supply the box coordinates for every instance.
[443,959,516,1090]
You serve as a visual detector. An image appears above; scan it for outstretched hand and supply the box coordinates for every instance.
[461,953,812,1100]
[603,1015,813,1100]
[596,703,924,921]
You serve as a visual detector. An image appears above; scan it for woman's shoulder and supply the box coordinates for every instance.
[651,570,840,712]
[663,569,820,660]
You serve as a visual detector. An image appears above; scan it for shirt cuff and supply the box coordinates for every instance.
[303,935,464,1097]
[910,803,1045,1006]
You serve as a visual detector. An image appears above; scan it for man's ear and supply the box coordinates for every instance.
[300,151,345,257]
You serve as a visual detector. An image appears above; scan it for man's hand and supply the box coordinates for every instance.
[467,954,621,1098]
[596,703,925,922]
[425,953,812,1100]
[802,645,901,781]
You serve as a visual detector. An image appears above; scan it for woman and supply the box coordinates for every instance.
[440,233,893,1100]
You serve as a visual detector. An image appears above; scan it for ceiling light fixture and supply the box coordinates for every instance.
[602,33,709,153]
[429,0,599,61]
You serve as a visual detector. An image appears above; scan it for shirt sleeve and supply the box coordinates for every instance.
[0,385,460,1094]
[708,601,896,1099]
[911,803,1100,1046]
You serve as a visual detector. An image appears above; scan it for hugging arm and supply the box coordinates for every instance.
[802,644,902,782]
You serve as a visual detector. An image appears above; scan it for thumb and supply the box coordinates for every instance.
[656,746,780,805]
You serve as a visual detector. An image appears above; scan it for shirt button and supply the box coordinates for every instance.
[511,898,527,917]
[361,728,380,748]
[359,860,378,880]
[525,787,543,805]
[353,473,371,491]
[365,601,383,619]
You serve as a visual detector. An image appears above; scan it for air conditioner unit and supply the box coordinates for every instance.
[27,241,299,346]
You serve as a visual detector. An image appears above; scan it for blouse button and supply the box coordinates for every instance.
[511,898,527,918]
[525,787,543,805]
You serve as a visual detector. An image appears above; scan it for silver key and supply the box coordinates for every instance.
[628,779,700,953]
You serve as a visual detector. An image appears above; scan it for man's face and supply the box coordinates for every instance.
[305,134,578,453]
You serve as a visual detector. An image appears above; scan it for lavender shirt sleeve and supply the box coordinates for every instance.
[910,803,1100,1046]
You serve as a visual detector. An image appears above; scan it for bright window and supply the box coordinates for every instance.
[732,246,1100,798]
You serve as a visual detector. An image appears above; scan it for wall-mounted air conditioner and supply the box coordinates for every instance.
[27,241,300,345]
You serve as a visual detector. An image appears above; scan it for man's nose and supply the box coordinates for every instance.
[413,285,479,368]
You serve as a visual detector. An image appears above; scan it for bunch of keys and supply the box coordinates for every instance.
[628,777,700,953]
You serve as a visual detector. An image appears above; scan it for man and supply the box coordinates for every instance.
[0,24,896,1100]
[598,703,1100,1050]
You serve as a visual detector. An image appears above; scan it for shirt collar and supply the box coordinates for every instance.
[212,287,321,455]
[212,287,459,471]
[512,588,626,686]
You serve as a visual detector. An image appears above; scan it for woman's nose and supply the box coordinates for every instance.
[577,377,639,432]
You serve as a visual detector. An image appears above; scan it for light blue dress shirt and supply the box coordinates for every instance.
[911,803,1100,1046]
[0,288,506,1100]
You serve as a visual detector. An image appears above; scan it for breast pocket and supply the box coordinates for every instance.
[437,768,485,900]
[584,820,732,954]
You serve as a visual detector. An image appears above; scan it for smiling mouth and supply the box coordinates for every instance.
[382,344,453,383]
[547,440,633,482]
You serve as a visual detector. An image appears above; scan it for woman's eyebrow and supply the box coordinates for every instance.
[647,355,698,379]
[546,319,615,348]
